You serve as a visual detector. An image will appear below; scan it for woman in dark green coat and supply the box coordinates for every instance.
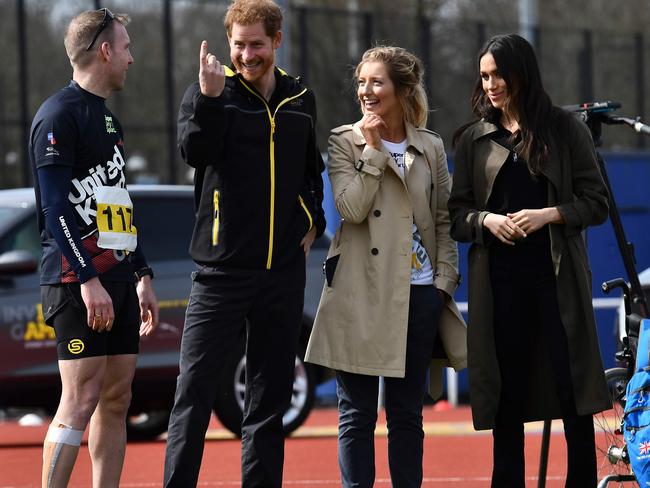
[448,34,611,487]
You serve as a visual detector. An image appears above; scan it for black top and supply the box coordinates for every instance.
[29,81,145,284]
[487,124,549,249]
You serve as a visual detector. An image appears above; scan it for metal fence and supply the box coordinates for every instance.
[1,0,649,188]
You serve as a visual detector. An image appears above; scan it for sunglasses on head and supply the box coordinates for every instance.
[86,8,115,51]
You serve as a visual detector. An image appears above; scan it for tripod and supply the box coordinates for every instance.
[536,102,649,488]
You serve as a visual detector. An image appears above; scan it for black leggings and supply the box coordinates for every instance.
[489,245,597,488]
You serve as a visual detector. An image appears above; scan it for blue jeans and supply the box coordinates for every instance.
[336,285,442,488]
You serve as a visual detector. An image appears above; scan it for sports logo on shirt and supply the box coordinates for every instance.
[44,132,60,157]
[105,115,116,134]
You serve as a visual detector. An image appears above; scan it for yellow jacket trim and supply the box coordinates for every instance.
[298,195,313,230]
[212,189,220,246]
[237,78,307,269]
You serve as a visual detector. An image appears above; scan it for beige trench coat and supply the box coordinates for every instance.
[305,122,467,399]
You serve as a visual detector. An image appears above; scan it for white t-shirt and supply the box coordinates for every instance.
[382,139,434,285]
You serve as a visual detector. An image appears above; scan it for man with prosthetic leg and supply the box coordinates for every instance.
[29,9,158,488]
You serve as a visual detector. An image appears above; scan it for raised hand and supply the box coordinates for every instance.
[358,113,387,150]
[199,40,225,98]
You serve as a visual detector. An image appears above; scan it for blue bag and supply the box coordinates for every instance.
[623,317,650,485]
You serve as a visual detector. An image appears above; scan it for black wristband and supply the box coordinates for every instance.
[134,266,154,281]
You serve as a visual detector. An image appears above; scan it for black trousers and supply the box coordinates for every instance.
[163,257,305,488]
[336,285,442,488]
[489,244,597,488]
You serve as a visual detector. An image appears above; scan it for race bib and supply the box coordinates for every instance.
[95,186,137,252]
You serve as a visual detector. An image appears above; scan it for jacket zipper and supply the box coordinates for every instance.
[212,189,220,246]
[237,79,307,269]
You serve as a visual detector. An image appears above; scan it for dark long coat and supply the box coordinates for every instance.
[448,109,612,430]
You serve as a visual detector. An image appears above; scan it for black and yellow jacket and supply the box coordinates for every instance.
[178,66,326,270]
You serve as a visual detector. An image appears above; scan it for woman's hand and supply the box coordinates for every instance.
[483,213,527,245]
[358,114,387,150]
[507,207,563,234]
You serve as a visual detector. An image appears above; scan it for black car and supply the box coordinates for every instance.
[0,185,329,439]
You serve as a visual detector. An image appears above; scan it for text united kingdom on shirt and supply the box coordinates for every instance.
[30,81,135,284]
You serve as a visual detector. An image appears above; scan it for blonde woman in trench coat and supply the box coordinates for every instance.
[448,34,611,487]
[305,46,467,488]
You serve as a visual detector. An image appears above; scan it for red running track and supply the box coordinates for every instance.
[0,405,614,487]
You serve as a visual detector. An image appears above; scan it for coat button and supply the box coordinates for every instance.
[373,209,381,217]
[371,248,379,255]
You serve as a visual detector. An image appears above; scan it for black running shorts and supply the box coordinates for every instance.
[41,280,140,360]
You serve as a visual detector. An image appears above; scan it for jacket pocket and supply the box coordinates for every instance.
[324,254,340,287]
[298,195,313,232]
[212,189,220,246]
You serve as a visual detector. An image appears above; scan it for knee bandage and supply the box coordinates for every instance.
[45,419,83,446]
